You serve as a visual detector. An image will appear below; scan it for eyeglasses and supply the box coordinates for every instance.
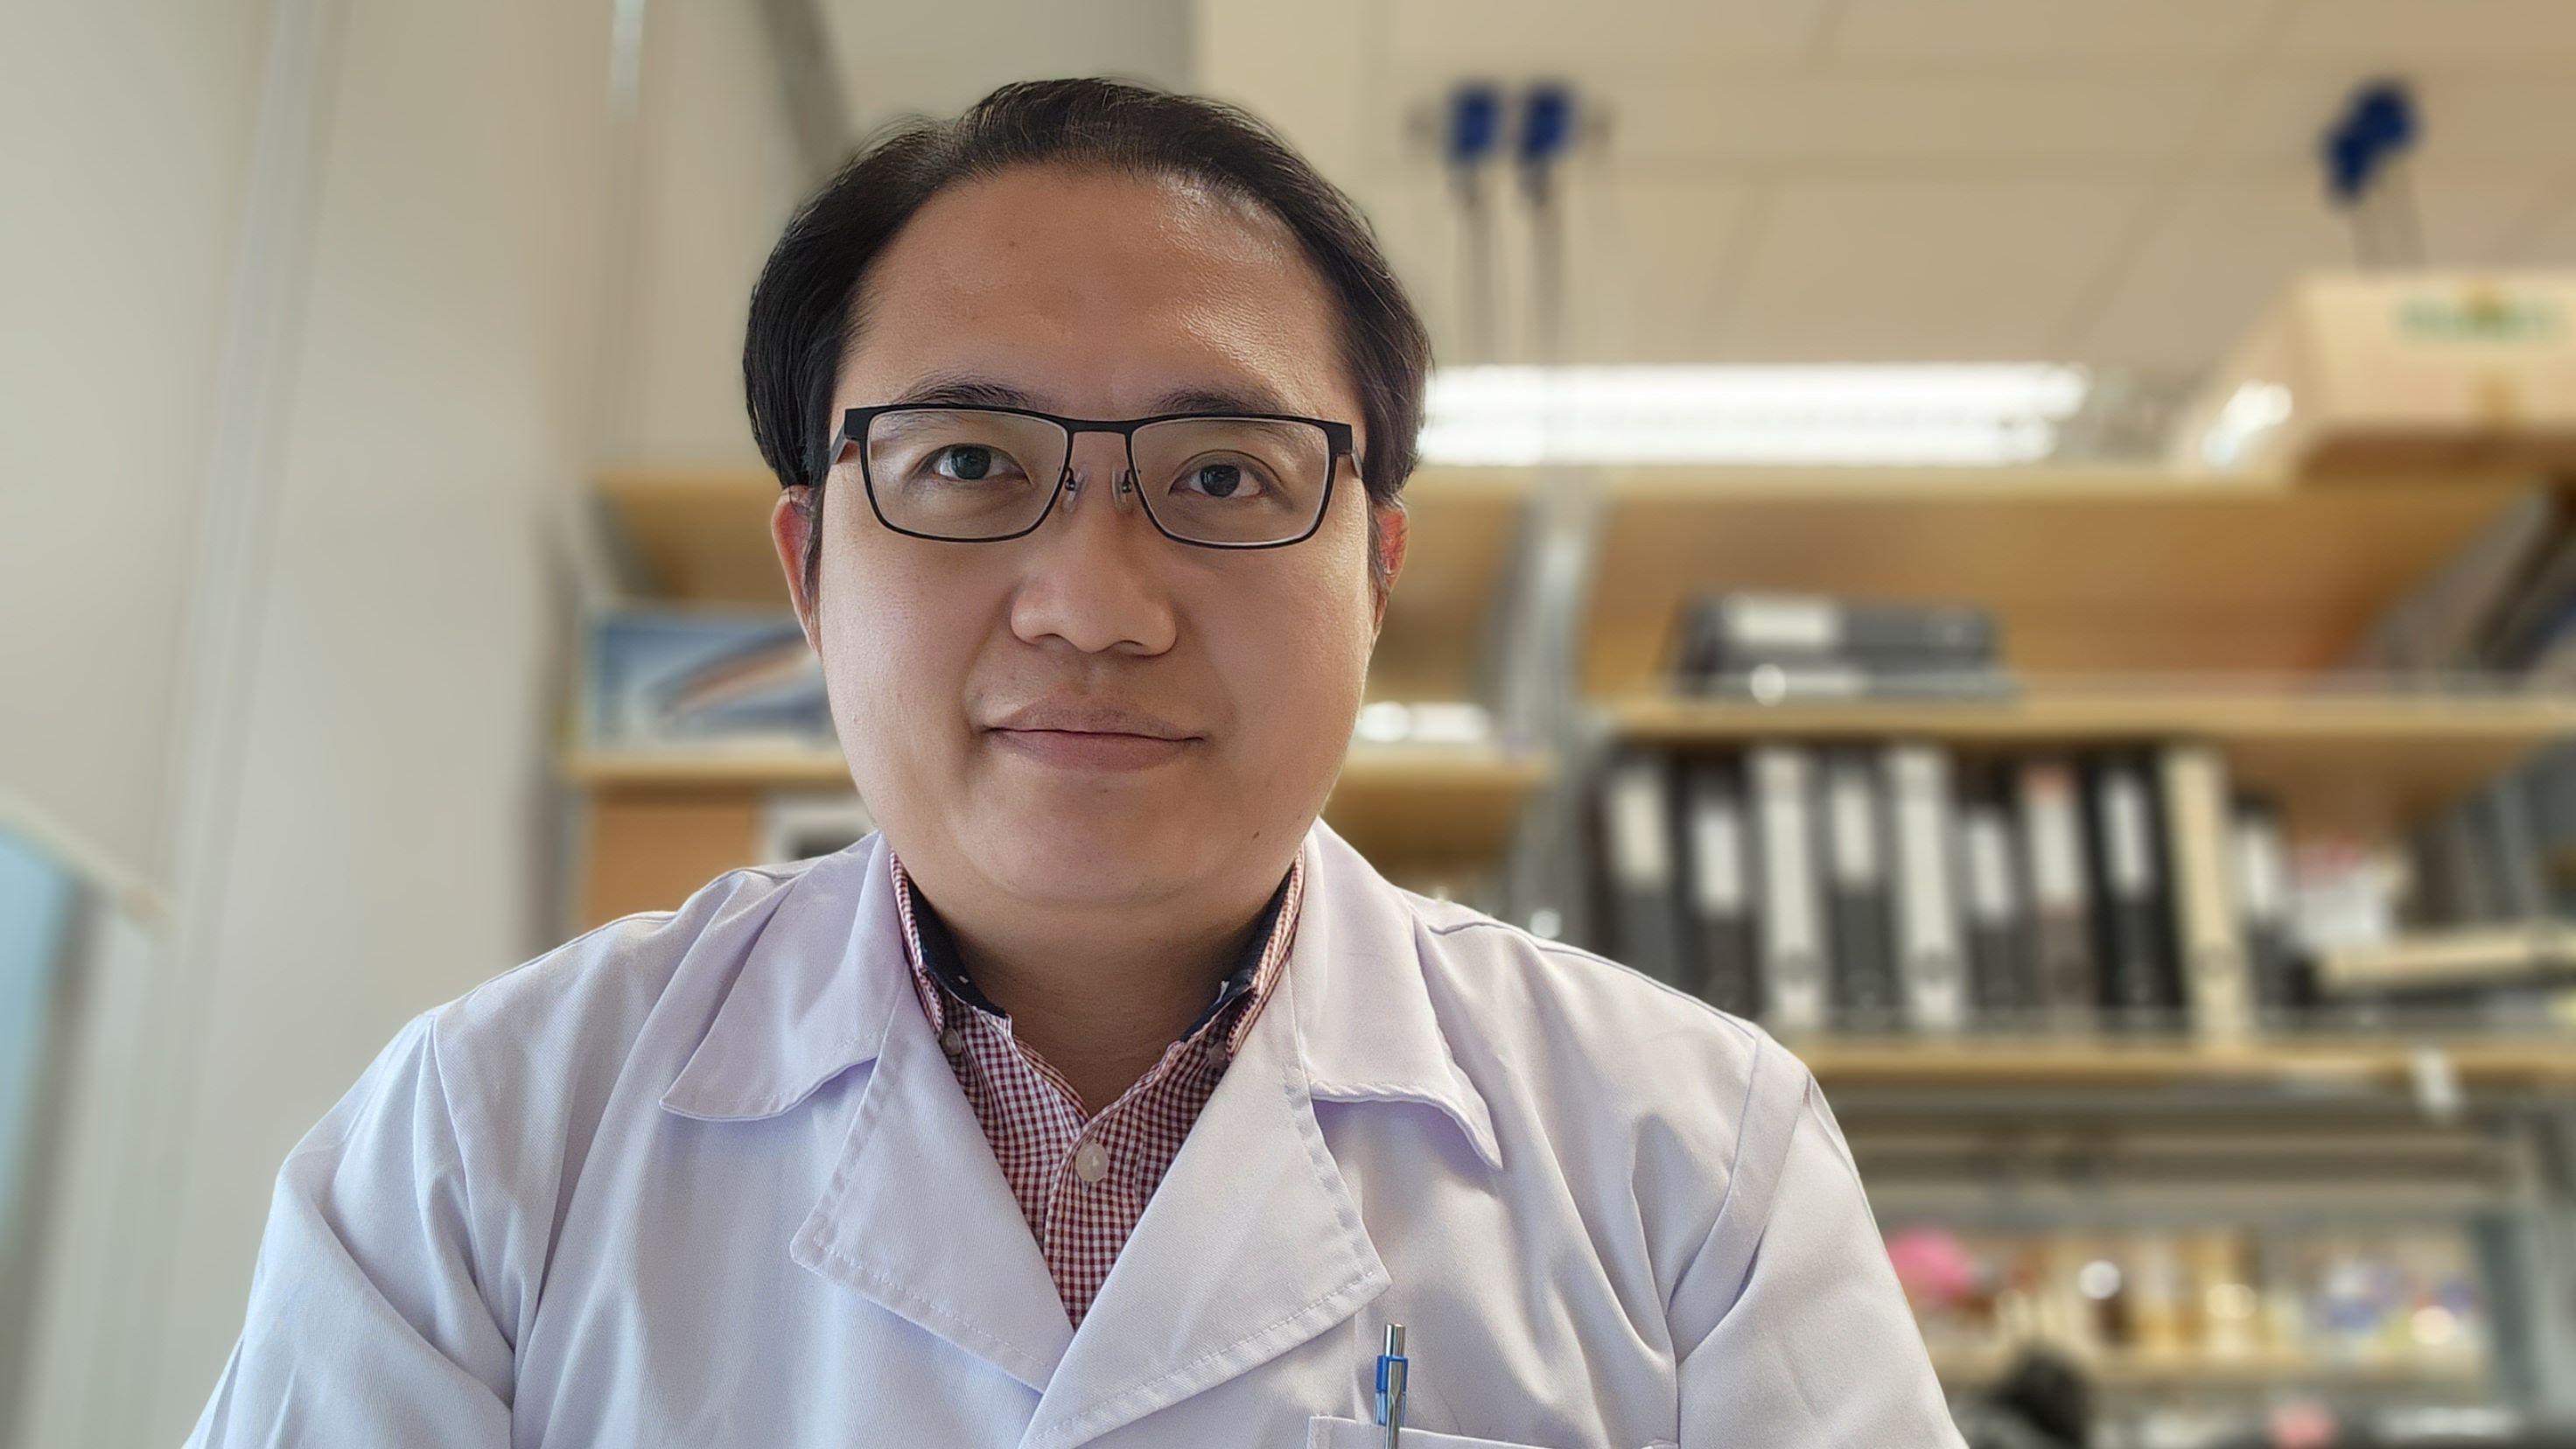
[828,404,1354,549]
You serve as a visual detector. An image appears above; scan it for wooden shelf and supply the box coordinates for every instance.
[593,466,1532,704]
[564,739,1549,868]
[595,466,784,606]
[1795,1035,2576,1092]
[1928,1344,2485,1390]
[1577,466,2544,697]
[1326,742,1550,864]
[1605,688,2576,836]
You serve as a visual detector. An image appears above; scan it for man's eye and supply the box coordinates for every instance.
[935,445,999,481]
[1186,462,1259,498]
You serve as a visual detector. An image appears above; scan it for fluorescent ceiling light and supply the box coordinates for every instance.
[1418,364,2090,466]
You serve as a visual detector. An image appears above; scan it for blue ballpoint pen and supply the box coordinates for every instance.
[1375,1324,1409,1447]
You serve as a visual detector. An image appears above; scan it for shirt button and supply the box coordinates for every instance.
[1073,1139,1110,1184]
[938,1027,963,1055]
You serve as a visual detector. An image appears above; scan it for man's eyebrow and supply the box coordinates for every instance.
[885,374,1045,410]
[877,374,1306,418]
[1147,383,1303,416]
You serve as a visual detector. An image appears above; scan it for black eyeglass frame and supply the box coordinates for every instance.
[825,402,1358,550]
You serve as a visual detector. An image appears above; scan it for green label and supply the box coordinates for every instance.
[2396,290,2565,343]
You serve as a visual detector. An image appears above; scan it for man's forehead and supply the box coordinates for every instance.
[838,168,1357,423]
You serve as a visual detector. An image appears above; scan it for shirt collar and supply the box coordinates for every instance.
[891,851,1302,1050]
[660,820,1501,1173]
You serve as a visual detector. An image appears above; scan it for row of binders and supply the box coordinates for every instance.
[1590,741,2304,1037]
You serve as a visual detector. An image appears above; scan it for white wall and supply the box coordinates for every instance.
[0,0,275,880]
[820,0,1192,138]
[130,0,623,1433]
[615,1,811,466]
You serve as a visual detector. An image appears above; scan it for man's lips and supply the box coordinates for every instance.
[983,700,1201,739]
[982,700,1205,771]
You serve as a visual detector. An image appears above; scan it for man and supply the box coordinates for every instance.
[190,79,1959,1447]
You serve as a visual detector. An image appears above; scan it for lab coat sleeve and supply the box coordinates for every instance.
[1670,1051,1963,1447]
[185,1012,514,1448]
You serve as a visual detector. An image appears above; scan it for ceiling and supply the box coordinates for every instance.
[1339,0,2576,373]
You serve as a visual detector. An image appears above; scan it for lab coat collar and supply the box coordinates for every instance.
[658,819,1504,1175]
[1288,820,1505,1172]
[650,817,1508,1432]
[657,831,907,1123]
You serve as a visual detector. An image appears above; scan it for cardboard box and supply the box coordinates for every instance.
[2175,272,2576,477]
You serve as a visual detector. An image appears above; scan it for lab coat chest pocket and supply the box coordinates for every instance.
[1304,1417,1676,1449]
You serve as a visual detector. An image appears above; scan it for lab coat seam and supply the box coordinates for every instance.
[1694,1034,1774,1298]
[1419,914,1761,1051]
[280,1013,438,1164]
[423,1011,519,1352]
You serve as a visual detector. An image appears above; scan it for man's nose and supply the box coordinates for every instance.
[1005,431,1180,657]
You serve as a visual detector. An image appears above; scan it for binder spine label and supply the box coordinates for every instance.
[1964,811,2017,924]
[2026,772,2085,908]
[1726,596,1838,653]
[1606,762,1675,889]
[2103,771,2153,896]
[2232,816,2288,923]
[1888,747,1966,1031]
[1754,749,1827,1033]
[1827,768,1882,883]
[1690,796,1746,915]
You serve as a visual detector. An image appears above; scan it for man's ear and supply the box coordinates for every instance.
[772,486,822,650]
[1368,500,1410,636]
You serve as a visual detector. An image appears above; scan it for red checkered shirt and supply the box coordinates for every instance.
[888,853,1306,1326]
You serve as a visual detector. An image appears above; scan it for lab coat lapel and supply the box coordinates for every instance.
[1021,820,1491,1449]
[1018,953,1386,1448]
[766,841,1075,1392]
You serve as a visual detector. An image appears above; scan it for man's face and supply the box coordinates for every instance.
[774,164,1402,915]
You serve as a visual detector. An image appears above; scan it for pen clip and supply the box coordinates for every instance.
[1375,1323,1409,1432]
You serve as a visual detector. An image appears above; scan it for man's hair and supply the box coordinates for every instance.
[742,77,1432,598]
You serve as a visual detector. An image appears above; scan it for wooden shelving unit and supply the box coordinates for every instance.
[572,455,2576,1415]
[1577,466,2542,695]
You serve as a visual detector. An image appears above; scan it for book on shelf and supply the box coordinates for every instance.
[1596,750,1690,992]
[1574,738,2494,1037]
[2016,757,2103,1028]
[1750,745,1832,1035]
[1672,593,1998,671]
[1670,592,2014,705]
[1886,745,1970,1034]
[2352,486,2561,676]
[584,609,830,752]
[1685,663,2019,705]
[2082,752,2183,1027]
[2229,802,2307,1014]
[1957,797,2038,1020]
[1821,749,1901,1031]
[2161,744,2257,1040]
[2314,920,2576,996]
[1680,758,1760,1018]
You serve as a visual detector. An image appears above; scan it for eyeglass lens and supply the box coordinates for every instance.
[862,409,1331,545]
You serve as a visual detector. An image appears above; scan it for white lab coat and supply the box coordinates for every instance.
[188,820,1962,1448]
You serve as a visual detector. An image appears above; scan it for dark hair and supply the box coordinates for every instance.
[742,77,1432,598]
